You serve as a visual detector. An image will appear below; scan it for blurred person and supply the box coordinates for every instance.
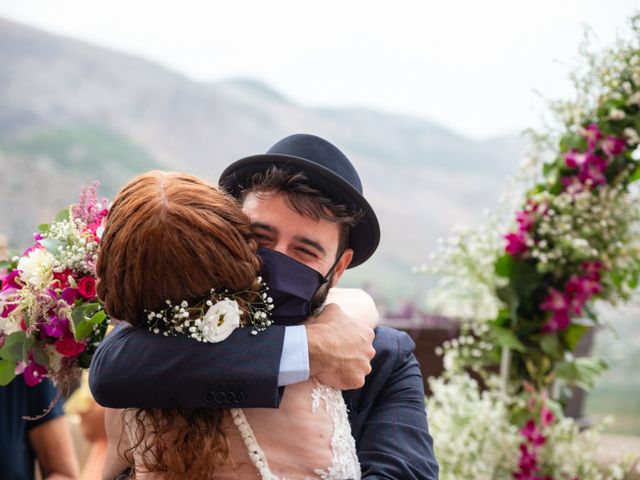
[0,378,80,480]
[65,372,108,480]
[92,135,438,479]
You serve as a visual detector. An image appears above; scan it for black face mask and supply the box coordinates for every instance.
[258,247,340,326]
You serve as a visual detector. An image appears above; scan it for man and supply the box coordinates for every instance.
[90,133,439,479]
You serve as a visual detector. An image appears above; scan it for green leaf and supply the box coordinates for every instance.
[38,223,51,235]
[562,324,590,351]
[509,259,541,299]
[54,208,70,222]
[71,303,107,341]
[495,254,515,278]
[40,238,65,255]
[0,260,10,270]
[32,346,50,367]
[489,325,526,352]
[540,333,563,360]
[554,357,608,390]
[22,336,35,362]
[0,331,27,362]
[0,359,16,386]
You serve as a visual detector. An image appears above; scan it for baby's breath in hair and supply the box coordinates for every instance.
[145,277,274,342]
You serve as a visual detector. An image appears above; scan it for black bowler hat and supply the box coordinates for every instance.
[219,133,380,268]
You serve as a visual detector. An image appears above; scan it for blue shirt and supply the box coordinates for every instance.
[278,325,309,386]
[0,379,64,480]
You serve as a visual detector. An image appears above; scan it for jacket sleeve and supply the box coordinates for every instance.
[89,324,286,409]
[358,332,439,480]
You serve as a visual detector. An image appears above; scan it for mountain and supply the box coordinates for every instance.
[0,17,526,299]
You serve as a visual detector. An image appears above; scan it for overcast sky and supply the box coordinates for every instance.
[0,0,637,139]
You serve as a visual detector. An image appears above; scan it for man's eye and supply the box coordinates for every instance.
[296,247,317,258]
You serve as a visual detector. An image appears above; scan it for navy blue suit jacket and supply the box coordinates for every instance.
[90,325,439,479]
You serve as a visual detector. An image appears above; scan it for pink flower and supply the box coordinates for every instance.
[517,443,538,473]
[564,150,589,169]
[582,123,603,150]
[2,270,22,290]
[77,276,97,300]
[540,288,570,312]
[520,420,546,446]
[560,175,584,193]
[578,155,608,186]
[540,406,555,427]
[505,232,529,256]
[24,360,47,387]
[542,310,571,332]
[61,288,80,305]
[565,275,602,312]
[42,315,68,339]
[601,135,626,157]
[55,334,86,357]
[516,211,535,232]
[540,288,572,332]
[21,243,42,257]
[582,260,604,276]
[14,360,27,375]
[0,299,17,318]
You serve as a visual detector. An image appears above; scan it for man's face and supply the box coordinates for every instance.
[242,191,353,287]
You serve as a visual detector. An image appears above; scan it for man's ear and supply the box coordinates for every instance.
[330,248,353,287]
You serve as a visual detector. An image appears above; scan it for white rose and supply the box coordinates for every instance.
[198,298,241,343]
[17,248,56,289]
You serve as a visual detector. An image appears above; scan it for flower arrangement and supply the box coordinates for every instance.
[427,373,638,480]
[0,183,110,392]
[421,14,640,480]
[146,282,274,343]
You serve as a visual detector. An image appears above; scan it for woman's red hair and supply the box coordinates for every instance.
[96,171,260,478]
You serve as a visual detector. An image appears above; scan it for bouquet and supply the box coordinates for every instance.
[0,183,110,392]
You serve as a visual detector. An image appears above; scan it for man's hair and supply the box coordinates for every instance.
[240,166,365,257]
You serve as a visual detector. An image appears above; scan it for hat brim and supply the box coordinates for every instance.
[220,153,380,268]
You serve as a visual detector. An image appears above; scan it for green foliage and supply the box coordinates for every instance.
[489,324,526,353]
[554,357,608,391]
[0,331,27,362]
[0,359,16,386]
[70,303,107,341]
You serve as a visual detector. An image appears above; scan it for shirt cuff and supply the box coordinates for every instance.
[277,325,310,386]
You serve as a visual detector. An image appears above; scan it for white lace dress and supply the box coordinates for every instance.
[228,379,361,480]
[123,378,360,480]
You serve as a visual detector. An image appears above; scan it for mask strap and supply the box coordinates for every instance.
[321,249,346,285]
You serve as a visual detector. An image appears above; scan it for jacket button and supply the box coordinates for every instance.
[206,392,215,404]
[236,391,246,403]
[216,392,228,404]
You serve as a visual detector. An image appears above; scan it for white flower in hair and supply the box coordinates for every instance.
[199,298,241,343]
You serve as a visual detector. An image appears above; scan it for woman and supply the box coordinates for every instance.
[99,171,375,479]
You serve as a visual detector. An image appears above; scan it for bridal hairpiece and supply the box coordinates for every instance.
[144,277,274,342]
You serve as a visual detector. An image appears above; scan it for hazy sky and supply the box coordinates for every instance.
[0,0,637,139]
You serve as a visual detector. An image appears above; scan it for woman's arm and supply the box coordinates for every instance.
[102,408,131,480]
[28,416,80,480]
[325,288,379,328]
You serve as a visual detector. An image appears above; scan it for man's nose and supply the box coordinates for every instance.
[272,241,289,256]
